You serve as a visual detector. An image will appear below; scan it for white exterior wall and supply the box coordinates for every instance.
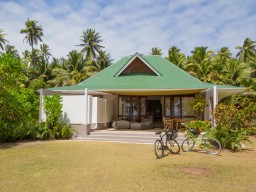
[61,95,87,124]
[105,99,114,123]
[92,97,114,126]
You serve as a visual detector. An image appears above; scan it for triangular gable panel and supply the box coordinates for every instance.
[115,53,161,76]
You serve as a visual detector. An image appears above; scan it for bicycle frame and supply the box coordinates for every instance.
[182,128,222,155]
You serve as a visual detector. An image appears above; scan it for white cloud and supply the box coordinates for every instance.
[0,0,256,61]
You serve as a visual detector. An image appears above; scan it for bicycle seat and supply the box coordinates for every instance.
[155,131,162,135]
[200,132,207,135]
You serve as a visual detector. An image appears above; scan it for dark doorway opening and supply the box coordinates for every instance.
[147,100,162,121]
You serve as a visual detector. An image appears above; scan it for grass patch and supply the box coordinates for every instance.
[0,138,256,192]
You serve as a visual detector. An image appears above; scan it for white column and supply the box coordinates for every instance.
[84,88,88,125]
[213,86,218,126]
[87,95,92,126]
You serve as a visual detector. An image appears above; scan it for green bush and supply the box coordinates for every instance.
[42,94,74,140]
[61,124,74,139]
[188,120,211,132]
[208,125,251,151]
[0,54,40,142]
[211,103,255,151]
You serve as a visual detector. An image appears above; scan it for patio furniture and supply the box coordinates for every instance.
[112,120,130,129]
[130,119,153,130]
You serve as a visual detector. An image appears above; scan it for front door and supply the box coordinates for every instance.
[147,100,162,121]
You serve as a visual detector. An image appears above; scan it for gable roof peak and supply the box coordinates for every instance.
[115,52,161,77]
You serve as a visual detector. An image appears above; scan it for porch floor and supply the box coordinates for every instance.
[73,128,187,145]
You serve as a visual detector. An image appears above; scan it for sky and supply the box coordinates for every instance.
[0,0,256,62]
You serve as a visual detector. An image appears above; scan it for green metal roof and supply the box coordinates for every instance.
[49,53,242,92]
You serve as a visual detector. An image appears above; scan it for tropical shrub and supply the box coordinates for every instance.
[0,54,39,142]
[188,120,211,132]
[210,103,255,151]
[42,94,74,139]
[207,125,250,151]
[190,95,208,120]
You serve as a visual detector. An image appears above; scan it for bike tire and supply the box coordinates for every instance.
[154,139,164,158]
[181,138,195,152]
[167,139,180,154]
[202,138,222,155]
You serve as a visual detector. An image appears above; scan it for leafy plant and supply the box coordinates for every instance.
[207,125,251,151]
[188,120,211,132]
[61,124,74,139]
[190,95,208,120]
[42,94,74,140]
[211,103,255,151]
[43,94,63,130]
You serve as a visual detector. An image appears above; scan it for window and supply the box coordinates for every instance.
[118,96,147,121]
[164,97,170,116]
[164,95,195,119]
[182,97,194,116]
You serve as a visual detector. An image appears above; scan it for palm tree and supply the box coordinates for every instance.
[28,49,41,68]
[236,38,256,62]
[205,47,232,84]
[150,47,162,55]
[223,58,246,86]
[217,47,232,62]
[85,51,112,73]
[50,50,89,86]
[78,29,104,61]
[20,19,44,50]
[4,45,19,58]
[40,43,51,61]
[184,47,214,81]
[0,29,9,51]
[167,46,185,68]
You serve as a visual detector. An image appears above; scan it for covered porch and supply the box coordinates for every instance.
[39,85,246,136]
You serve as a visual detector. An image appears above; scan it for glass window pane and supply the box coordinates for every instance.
[118,97,123,116]
[140,97,146,116]
[174,97,181,117]
[182,97,194,116]
[165,97,170,116]
[132,96,137,115]
[119,96,130,116]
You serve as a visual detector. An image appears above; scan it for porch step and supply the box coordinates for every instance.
[74,130,187,145]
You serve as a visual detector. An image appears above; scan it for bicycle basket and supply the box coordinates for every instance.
[188,128,200,138]
[166,130,178,140]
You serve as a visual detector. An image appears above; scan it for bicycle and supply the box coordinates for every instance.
[154,129,180,158]
[181,127,221,155]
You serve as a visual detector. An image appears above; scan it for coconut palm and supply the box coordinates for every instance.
[223,58,246,86]
[150,47,162,55]
[205,47,232,84]
[20,19,44,50]
[167,46,185,68]
[217,47,232,62]
[184,47,214,81]
[28,49,41,68]
[0,29,9,51]
[4,45,19,58]
[236,38,256,62]
[40,43,51,61]
[85,51,112,73]
[78,28,104,61]
[50,50,89,86]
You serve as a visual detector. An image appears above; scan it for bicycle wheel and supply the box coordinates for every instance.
[181,138,195,152]
[202,138,221,155]
[167,139,180,154]
[154,139,164,158]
